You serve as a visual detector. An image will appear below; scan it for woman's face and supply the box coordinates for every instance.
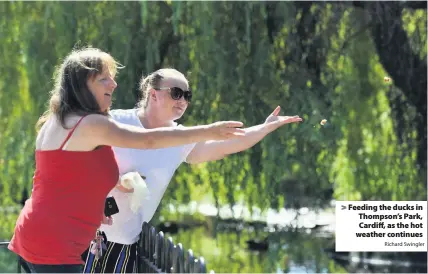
[152,77,190,120]
[87,68,118,112]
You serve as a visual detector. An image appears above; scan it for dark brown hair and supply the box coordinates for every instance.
[36,47,122,129]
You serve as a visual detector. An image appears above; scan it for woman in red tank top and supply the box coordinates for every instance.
[8,47,246,273]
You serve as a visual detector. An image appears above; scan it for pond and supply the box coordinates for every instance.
[161,225,343,273]
[0,205,426,273]
[157,220,427,273]
[0,225,344,273]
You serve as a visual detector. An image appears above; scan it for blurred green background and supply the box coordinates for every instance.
[0,1,426,273]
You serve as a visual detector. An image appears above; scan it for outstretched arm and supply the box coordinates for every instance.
[185,106,302,164]
[83,115,245,150]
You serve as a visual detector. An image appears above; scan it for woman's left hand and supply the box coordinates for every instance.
[264,106,302,129]
[115,184,134,193]
[115,178,134,193]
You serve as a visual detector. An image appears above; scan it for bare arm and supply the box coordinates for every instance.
[186,106,302,164]
[82,114,245,150]
[186,124,272,164]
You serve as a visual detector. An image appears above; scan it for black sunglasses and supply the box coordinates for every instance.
[155,87,192,103]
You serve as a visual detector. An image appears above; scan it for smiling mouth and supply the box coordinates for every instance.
[104,93,112,97]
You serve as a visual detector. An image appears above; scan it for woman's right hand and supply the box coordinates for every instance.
[205,121,245,140]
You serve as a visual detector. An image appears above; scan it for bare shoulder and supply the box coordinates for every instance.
[35,119,50,150]
[71,114,113,140]
[77,114,125,147]
[79,114,116,129]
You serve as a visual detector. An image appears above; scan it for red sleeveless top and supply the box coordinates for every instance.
[8,116,119,265]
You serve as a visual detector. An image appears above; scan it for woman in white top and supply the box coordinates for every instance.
[82,68,302,273]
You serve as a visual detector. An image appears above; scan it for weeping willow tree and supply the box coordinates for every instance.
[0,1,426,221]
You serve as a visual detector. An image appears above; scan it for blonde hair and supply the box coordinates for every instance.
[137,68,187,108]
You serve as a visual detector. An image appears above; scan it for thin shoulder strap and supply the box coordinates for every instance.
[59,116,87,150]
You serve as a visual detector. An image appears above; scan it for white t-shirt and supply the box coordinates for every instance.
[99,108,196,244]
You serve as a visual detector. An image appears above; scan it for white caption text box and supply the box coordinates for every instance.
[335,201,427,252]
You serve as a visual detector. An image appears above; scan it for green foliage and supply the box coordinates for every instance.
[0,1,425,215]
